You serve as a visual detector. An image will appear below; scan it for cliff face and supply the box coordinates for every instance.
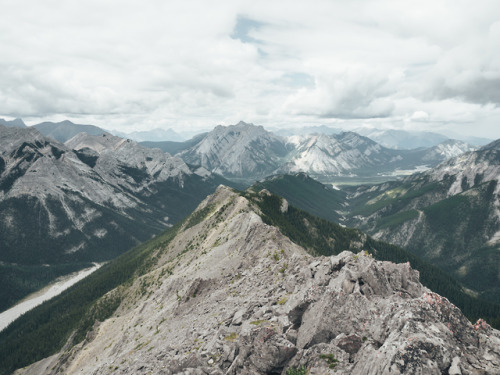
[17,187,500,375]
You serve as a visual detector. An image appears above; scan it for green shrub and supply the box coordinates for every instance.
[320,353,338,369]
[286,365,308,375]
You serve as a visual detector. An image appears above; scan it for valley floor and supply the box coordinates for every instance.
[0,263,101,332]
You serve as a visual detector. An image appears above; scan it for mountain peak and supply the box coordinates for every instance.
[235,120,254,127]
[11,118,26,127]
[58,119,75,126]
[178,122,287,180]
[0,117,27,128]
[214,121,263,133]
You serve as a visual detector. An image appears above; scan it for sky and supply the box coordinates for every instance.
[1,0,499,138]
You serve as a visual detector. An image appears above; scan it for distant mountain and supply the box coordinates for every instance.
[279,133,476,180]
[0,126,230,311]
[419,139,477,162]
[3,186,499,375]
[446,132,494,147]
[357,128,493,149]
[33,120,110,142]
[0,118,26,128]
[111,127,185,142]
[343,139,500,301]
[177,121,290,181]
[356,128,450,149]
[139,132,208,155]
[281,132,401,177]
[461,135,494,146]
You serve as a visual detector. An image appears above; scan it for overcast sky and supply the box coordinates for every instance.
[1,0,499,137]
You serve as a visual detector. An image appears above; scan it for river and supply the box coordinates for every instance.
[0,263,102,332]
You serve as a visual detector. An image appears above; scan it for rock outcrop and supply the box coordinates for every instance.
[16,186,500,374]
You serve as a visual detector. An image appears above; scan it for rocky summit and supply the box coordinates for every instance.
[16,186,500,375]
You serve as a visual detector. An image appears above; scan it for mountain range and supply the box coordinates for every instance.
[0,120,490,312]
[2,116,492,147]
[111,127,186,142]
[1,119,500,374]
[272,126,492,149]
[0,125,230,311]
[1,119,480,182]
[355,128,450,149]
[142,121,477,183]
[2,186,499,374]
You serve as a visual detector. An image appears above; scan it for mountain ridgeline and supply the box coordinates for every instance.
[1,186,499,374]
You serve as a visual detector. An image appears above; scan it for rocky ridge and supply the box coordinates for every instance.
[17,186,500,374]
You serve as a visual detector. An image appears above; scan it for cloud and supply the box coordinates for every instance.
[410,111,430,122]
[0,0,499,138]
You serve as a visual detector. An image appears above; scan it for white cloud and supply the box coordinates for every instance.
[0,0,499,138]
[411,111,430,122]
